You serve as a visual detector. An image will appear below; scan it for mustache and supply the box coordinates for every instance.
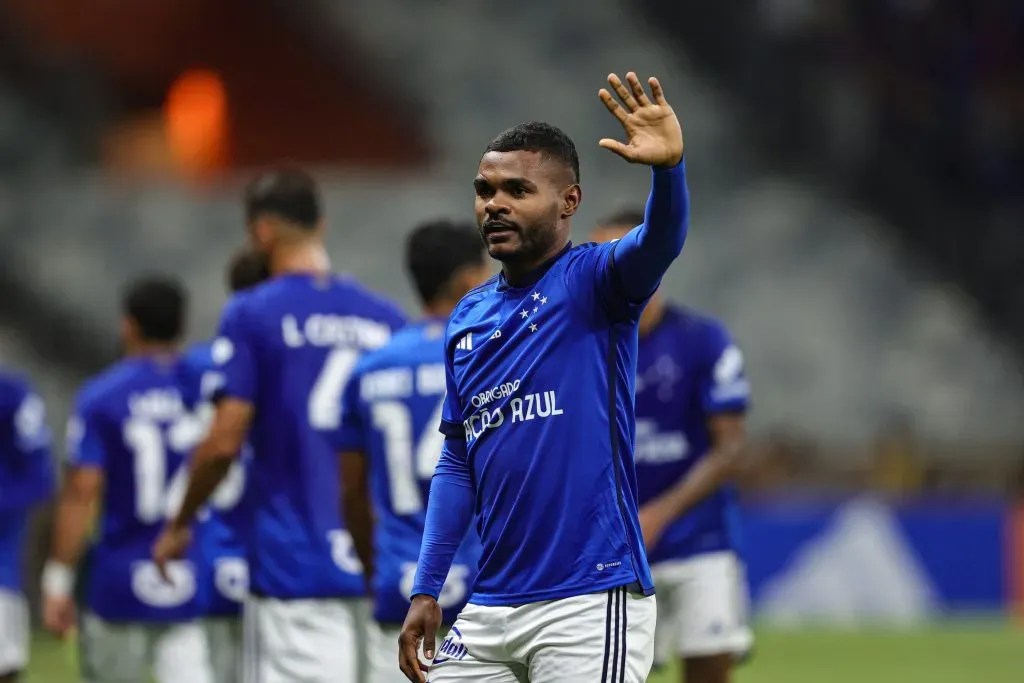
[481,218,520,234]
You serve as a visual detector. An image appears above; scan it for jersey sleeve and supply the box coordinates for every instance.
[333,365,367,452]
[211,296,258,404]
[438,340,465,439]
[66,390,105,469]
[563,241,649,323]
[699,322,750,414]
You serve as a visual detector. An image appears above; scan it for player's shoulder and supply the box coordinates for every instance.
[332,274,407,320]
[667,305,734,341]
[449,274,501,327]
[74,359,142,411]
[359,321,442,372]
[0,367,32,395]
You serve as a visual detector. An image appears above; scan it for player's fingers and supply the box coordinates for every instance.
[649,76,668,106]
[423,629,437,661]
[607,73,639,112]
[598,89,629,124]
[598,138,632,159]
[399,631,427,683]
[626,72,651,106]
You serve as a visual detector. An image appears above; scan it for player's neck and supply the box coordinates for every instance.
[125,341,179,359]
[638,297,665,338]
[501,240,570,288]
[270,242,330,277]
[422,300,456,320]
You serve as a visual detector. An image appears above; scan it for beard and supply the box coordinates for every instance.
[480,216,560,264]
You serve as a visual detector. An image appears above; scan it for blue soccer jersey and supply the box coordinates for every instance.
[213,273,406,600]
[68,356,208,622]
[0,371,54,592]
[178,342,251,617]
[633,307,750,563]
[336,319,482,625]
[413,161,691,606]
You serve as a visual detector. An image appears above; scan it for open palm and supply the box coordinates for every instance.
[599,72,684,168]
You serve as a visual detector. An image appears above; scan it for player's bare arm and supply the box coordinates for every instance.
[639,413,746,549]
[42,465,103,637]
[152,397,253,578]
[339,449,375,588]
[598,72,689,303]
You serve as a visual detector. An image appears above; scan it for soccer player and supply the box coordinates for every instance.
[398,71,688,683]
[177,247,269,683]
[0,371,55,682]
[152,167,407,682]
[591,209,752,683]
[42,276,213,683]
[337,219,490,683]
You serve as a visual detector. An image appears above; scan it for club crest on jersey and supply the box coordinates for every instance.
[517,290,549,333]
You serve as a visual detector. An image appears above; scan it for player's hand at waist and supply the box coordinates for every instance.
[598,72,684,169]
[151,522,193,584]
[399,594,442,683]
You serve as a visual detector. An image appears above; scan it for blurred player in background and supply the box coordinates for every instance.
[338,219,490,683]
[399,72,688,683]
[176,247,269,683]
[0,371,55,682]
[43,277,213,683]
[153,167,407,682]
[592,210,752,683]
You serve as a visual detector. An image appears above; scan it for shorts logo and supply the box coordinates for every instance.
[432,626,469,666]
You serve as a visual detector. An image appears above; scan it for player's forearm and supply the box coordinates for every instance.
[172,446,234,529]
[411,465,474,599]
[342,492,375,584]
[613,161,690,301]
[650,443,743,520]
[49,489,94,567]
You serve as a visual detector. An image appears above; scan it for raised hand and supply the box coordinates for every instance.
[598,72,684,168]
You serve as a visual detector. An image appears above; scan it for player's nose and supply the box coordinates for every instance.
[485,199,510,219]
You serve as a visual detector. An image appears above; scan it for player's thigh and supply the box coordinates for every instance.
[152,621,213,683]
[244,596,360,683]
[77,614,150,683]
[205,618,243,683]
[672,552,754,659]
[0,590,28,678]
[426,604,526,683]
[522,587,657,683]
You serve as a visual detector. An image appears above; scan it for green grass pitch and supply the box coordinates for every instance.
[24,619,1023,682]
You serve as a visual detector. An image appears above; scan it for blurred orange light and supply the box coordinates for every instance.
[164,69,229,177]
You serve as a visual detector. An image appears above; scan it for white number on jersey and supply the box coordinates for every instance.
[328,529,364,574]
[399,562,469,609]
[309,348,360,430]
[371,397,445,515]
[123,417,194,524]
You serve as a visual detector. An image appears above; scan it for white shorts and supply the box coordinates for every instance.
[651,551,754,662]
[428,587,656,683]
[0,589,28,675]
[78,613,213,683]
[206,618,243,683]
[242,596,369,683]
[367,621,452,683]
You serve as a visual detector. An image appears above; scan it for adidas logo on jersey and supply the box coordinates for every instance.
[456,334,473,351]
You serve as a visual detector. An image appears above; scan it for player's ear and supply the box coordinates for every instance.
[250,218,275,251]
[561,184,582,219]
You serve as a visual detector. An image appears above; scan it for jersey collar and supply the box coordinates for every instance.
[496,241,573,292]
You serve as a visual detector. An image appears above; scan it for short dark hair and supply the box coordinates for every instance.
[122,276,187,342]
[485,122,580,183]
[226,248,269,293]
[405,219,485,305]
[244,167,321,229]
[599,207,646,229]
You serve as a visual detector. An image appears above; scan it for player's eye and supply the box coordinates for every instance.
[509,186,528,198]
[474,183,494,199]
